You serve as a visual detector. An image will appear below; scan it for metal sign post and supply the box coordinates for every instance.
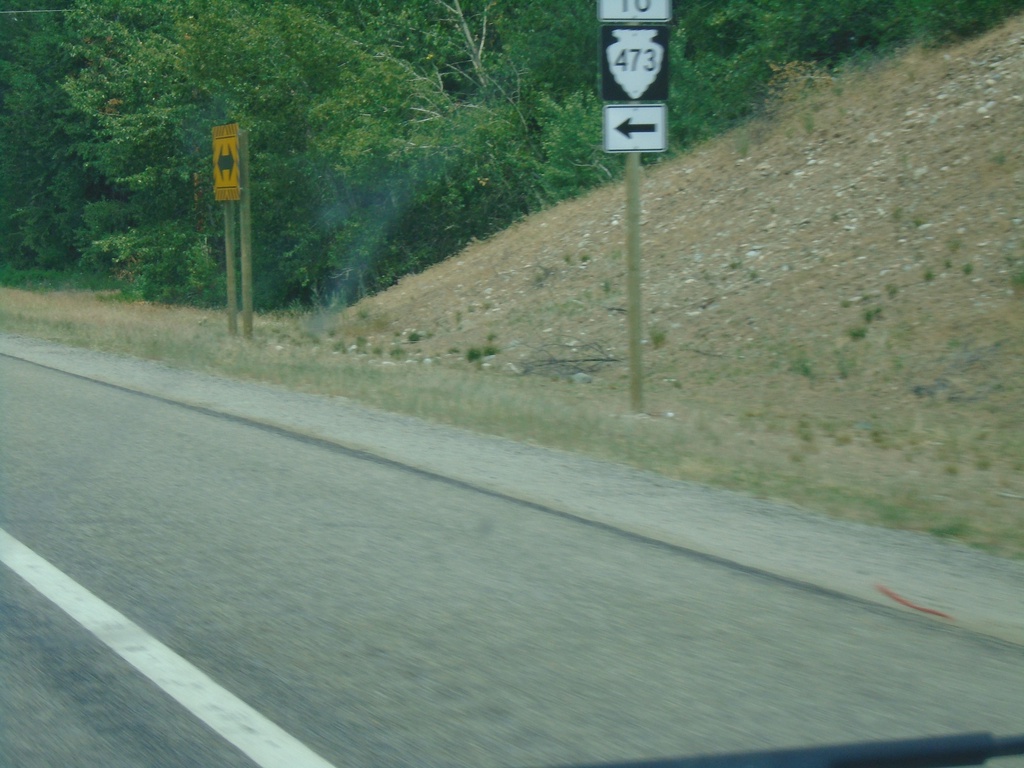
[599,0,670,413]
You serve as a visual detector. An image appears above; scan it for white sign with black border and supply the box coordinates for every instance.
[603,104,667,153]
[598,0,672,22]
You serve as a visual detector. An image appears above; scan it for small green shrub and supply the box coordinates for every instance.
[849,326,867,341]
[789,351,813,379]
[649,327,668,350]
[466,344,499,363]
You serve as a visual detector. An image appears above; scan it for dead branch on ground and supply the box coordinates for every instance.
[518,339,620,378]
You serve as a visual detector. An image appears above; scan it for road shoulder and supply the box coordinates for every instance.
[3,332,1022,646]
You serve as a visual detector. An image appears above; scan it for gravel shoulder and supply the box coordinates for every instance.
[3,332,1022,647]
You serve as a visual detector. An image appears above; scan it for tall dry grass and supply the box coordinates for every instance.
[2,288,1022,557]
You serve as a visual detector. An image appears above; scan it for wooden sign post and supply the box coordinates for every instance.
[223,199,238,336]
[213,122,252,338]
[238,128,253,339]
[599,1,671,413]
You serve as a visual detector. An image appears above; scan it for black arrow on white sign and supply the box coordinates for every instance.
[615,118,657,139]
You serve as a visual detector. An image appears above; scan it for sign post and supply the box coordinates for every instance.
[238,128,253,340]
[223,199,238,336]
[625,151,644,414]
[599,0,670,413]
[213,122,252,339]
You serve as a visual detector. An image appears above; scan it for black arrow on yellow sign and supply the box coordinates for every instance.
[217,144,236,176]
[213,123,240,201]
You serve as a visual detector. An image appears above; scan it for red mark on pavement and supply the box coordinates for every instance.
[875,584,954,620]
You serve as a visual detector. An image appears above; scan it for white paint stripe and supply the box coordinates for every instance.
[0,528,338,768]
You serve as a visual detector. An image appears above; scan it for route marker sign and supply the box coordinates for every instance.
[601,26,669,102]
[598,0,672,22]
[603,104,667,153]
[213,123,240,202]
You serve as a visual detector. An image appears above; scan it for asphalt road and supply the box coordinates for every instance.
[2,349,1023,768]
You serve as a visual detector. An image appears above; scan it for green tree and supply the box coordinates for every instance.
[61,0,219,303]
[5,0,1024,307]
[0,2,86,271]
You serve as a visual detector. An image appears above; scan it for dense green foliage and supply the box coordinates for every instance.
[2,0,1023,307]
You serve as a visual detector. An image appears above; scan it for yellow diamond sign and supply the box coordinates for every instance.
[213,123,240,201]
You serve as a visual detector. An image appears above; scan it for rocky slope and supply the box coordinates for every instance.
[335,15,1024,552]
[363,16,1022,399]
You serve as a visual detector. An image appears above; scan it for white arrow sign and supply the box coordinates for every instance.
[603,104,667,153]
[599,0,672,22]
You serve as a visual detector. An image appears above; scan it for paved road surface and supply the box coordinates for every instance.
[1,341,1022,767]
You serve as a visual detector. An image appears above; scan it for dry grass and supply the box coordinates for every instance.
[3,286,1023,559]
[4,17,1024,558]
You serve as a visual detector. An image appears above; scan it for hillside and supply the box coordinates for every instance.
[337,15,1024,551]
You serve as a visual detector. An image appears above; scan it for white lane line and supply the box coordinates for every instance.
[0,528,338,768]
